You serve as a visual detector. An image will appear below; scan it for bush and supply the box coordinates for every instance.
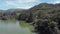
[34,19,57,34]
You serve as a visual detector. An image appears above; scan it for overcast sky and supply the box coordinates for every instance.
[0,0,60,10]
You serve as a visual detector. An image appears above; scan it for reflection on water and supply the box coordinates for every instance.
[0,20,34,34]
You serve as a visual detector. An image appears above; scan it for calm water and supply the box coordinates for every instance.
[0,20,34,34]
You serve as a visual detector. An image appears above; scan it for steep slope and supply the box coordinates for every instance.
[27,3,60,13]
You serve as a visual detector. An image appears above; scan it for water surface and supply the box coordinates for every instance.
[0,20,34,34]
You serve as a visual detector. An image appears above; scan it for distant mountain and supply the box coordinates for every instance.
[6,9,27,12]
[0,8,27,13]
[0,3,60,13]
[27,3,60,13]
[0,10,5,12]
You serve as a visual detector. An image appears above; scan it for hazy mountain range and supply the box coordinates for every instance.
[0,3,60,13]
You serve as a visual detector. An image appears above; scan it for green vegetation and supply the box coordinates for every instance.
[19,21,34,32]
[17,3,60,34]
[0,3,60,34]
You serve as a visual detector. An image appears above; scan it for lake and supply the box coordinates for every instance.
[0,20,35,34]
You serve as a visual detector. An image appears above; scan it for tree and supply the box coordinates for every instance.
[26,12,33,23]
[34,19,57,34]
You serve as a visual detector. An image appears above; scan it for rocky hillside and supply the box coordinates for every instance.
[27,3,60,13]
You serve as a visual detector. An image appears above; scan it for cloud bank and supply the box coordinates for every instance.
[0,0,60,10]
